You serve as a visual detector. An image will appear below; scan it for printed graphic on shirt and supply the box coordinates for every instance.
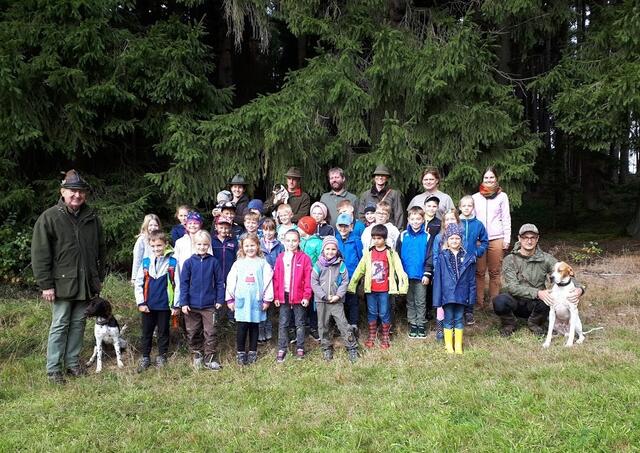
[372,260,388,284]
[244,273,256,284]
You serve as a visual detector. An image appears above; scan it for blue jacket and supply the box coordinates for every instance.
[460,217,489,258]
[170,224,186,245]
[179,253,225,309]
[211,236,238,280]
[335,232,363,278]
[398,226,431,280]
[432,249,476,308]
[260,238,284,269]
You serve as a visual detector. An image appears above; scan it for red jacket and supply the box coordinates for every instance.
[273,251,312,304]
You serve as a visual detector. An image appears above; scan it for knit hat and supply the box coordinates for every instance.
[444,223,463,238]
[336,213,353,226]
[60,169,90,190]
[364,204,376,214]
[186,211,203,224]
[297,216,317,235]
[310,201,328,220]
[322,235,339,250]
[216,190,232,204]
[247,199,264,212]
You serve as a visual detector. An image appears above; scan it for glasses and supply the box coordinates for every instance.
[520,235,538,241]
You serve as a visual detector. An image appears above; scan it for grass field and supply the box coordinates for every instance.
[1,253,639,452]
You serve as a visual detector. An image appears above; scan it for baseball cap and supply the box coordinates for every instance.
[336,213,353,226]
[518,223,539,236]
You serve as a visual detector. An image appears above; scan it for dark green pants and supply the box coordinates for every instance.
[46,299,87,373]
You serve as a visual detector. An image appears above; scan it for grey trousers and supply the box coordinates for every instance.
[47,299,88,373]
[317,301,356,351]
[406,280,427,325]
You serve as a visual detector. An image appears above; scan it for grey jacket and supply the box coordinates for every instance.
[311,258,349,303]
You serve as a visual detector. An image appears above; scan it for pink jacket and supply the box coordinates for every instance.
[472,192,511,246]
[273,251,312,304]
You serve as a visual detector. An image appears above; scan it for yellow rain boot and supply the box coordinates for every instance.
[454,328,464,354]
[444,328,454,354]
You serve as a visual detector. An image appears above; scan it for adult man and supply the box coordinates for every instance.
[263,167,310,223]
[319,167,359,227]
[31,170,106,383]
[357,164,405,229]
[494,223,584,337]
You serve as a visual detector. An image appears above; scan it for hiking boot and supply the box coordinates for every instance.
[192,352,203,369]
[296,348,305,360]
[380,323,391,349]
[236,351,247,366]
[499,325,515,337]
[137,357,151,373]
[347,348,358,363]
[65,366,86,378]
[417,324,427,338]
[155,355,167,368]
[350,324,359,339]
[365,321,377,348]
[435,320,444,342]
[276,350,286,363]
[247,351,258,364]
[310,329,320,342]
[323,349,334,361]
[47,371,66,385]
[464,312,475,326]
[408,324,418,338]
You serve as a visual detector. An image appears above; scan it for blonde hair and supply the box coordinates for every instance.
[244,211,260,223]
[336,199,354,211]
[443,208,460,226]
[237,234,264,259]
[193,230,211,244]
[376,201,391,214]
[459,195,474,207]
[277,203,293,215]
[138,214,161,237]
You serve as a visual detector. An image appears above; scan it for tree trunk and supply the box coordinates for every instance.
[627,190,640,238]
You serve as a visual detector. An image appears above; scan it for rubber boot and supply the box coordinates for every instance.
[380,323,391,349]
[454,328,464,354]
[365,321,377,348]
[444,328,454,354]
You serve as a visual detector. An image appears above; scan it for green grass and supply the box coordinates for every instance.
[1,274,639,452]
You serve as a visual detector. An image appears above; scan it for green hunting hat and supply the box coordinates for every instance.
[285,167,303,179]
[229,174,247,186]
[372,164,391,177]
[60,169,90,190]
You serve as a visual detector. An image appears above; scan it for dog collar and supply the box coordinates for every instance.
[96,317,109,326]
[555,280,572,287]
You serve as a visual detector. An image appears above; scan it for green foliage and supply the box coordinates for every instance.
[570,241,604,265]
[0,214,33,285]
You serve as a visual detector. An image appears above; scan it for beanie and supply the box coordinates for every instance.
[297,216,317,235]
[321,235,339,251]
[310,201,328,220]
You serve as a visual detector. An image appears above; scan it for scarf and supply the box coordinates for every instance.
[288,187,302,197]
[318,254,340,268]
[478,183,501,199]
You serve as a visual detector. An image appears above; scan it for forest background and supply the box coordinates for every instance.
[1,0,639,280]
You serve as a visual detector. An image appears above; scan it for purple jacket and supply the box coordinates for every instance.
[472,191,511,246]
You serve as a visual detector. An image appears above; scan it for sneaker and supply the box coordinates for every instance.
[310,329,320,342]
[65,366,86,377]
[347,348,358,363]
[137,356,151,373]
[322,349,333,361]
[417,324,427,338]
[296,348,305,360]
[276,350,286,363]
[464,312,475,326]
[204,360,222,371]
[155,355,167,368]
[247,351,258,365]
[236,351,247,366]
[192,352,203,369]
[409,324,418,338]
[47,371,66,384]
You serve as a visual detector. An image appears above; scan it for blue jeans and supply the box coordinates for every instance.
[366,292,390,324]
[443,304,465,329]
[344,292,359,325]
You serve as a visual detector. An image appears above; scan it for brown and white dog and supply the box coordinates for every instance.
[543,262,585,348]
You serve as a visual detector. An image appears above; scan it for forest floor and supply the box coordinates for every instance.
[1,237,639,451]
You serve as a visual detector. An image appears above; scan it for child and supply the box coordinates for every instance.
[360,201,401,252]
[273,229,312,362]
[134,231,179,371]
[310,201,335,238]
[363,204,376,227]
[179,230,224,370]
[211,216,238,323]
[348,224,408,349]
[226,234,274,365]
[214,201,243,239]
[276,203,296,241]
[170,205,190,245]
[131,214,161,286]
[311,236,358,362]
[247,199,264,217]
[337,199,366,237]
[258,218,284,342]
[458,195,489,325]
[174,211,211,270]
[424,196,441,239]
[298,216,323,341]
[398,207,432,338]
[432,224,476,354]
[335,213,363,330]
[240,211,262,239]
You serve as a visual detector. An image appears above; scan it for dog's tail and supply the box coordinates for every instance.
[582,327,604,335]
[120,324,128,334]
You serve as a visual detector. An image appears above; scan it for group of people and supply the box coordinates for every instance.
[32,166,585,383]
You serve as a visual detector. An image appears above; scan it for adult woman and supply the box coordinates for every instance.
[407,167,454,219]
[229,174,250,226]
[472,167,511,308]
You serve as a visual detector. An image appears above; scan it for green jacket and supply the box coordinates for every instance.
[31,198,106,301]
[501,242,585,300]
[348,246,409,295]
[300,234,323,265]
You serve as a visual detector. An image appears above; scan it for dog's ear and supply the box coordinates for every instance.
[568,265,575,277]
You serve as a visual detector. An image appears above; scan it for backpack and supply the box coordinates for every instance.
[313,262,347,288]
[142,256,177,306]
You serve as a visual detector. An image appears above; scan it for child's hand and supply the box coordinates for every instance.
[215,303,222,310]
[329,295,340,303]
[212,208,221,217]
[274,300,280,307]
[421,276,430,285]
[171,308,180,316]
[138,305,150,313]
[262,302,270,311]
[181,306,191,314]
[227,302,235,312]
[301,299,309,307]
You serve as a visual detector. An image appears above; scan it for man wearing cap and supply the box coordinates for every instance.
[228,174,250,226]
[263,167,310,223]
[31,170,105,383]
[494,224,585,337]
[319,167,359,227]
[357,164,405,229]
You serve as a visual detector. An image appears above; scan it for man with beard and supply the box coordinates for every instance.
[320,167,359,227]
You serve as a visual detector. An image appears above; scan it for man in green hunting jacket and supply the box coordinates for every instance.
[31,170,105,384]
